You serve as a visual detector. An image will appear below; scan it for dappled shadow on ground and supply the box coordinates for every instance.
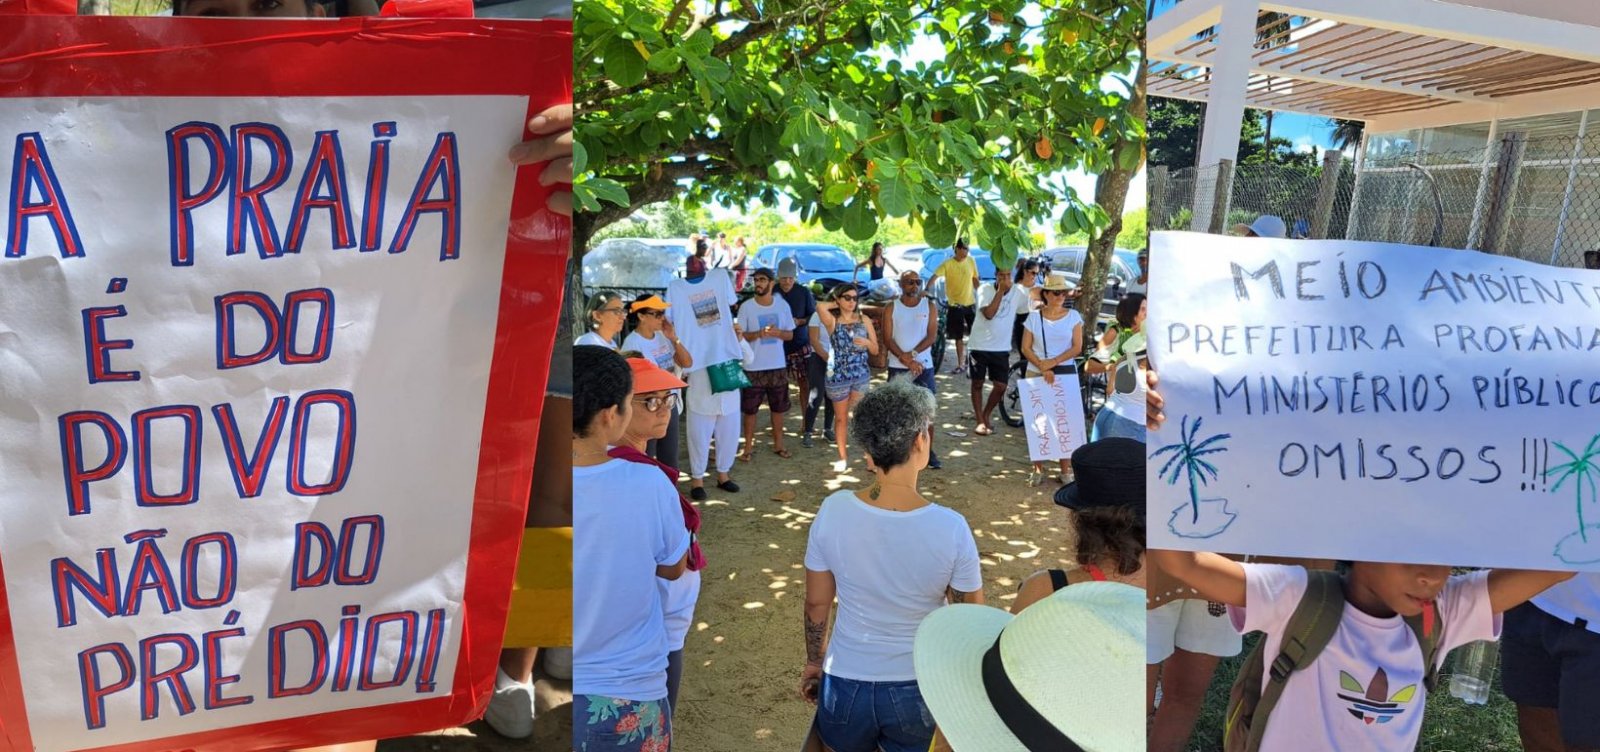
[670,367,1077,751]
[377,669,570,751]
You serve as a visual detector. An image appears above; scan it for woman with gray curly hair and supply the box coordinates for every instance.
[798,380,984,752]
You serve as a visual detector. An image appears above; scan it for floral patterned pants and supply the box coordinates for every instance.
[574,694,672,751]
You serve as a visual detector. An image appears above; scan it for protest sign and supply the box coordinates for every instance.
[1018,376,1086,462]
[1148,231,1600,571]
[0,16,570,751]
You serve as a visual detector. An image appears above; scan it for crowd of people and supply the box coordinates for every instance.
[571,234,1155,751]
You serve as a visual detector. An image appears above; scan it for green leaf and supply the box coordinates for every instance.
[682,28,714,58]
[823,182,858,205]
[843,198,877,241]
[586,177,631,208]
[877,173,912,217]
[922,208,957,248]
[603,37,646,88]
[646,48,682,74]
[571,141,588,175]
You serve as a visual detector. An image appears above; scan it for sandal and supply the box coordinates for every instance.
[974,424,993,436]
[773,448,792,459]
[737,449,753,463]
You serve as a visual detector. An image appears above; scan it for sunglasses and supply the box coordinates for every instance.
[638,309,665,318]
[838,295,858,302]
[1043,289,1067,296]
[633,393,680,413]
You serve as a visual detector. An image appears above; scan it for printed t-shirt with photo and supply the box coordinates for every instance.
[1230,563,1500,751]
[666,270,741,372]
[966,283,1027,353]
[622,329,679,375]
[573,459,692,700]
[735,296,795,372]
[804,490,983,682]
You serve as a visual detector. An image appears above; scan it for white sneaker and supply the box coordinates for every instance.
[484,667,535,739]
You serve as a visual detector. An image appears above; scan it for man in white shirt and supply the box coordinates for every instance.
[965,269,1025,436]
[881,270,942,470]
[736,268,795,460]
[1126,248,1148,295]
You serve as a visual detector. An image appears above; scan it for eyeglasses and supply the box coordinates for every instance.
[633,393,680,413]
[638,309,665,318]
[600,307,625,316]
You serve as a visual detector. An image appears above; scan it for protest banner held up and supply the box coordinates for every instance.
[1147,231,1600,570]
[0,15,570,751]
[1019,376,1086,462]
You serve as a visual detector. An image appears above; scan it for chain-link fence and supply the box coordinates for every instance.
[1150,132,1600,269]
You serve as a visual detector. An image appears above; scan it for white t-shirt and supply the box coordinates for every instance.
[685,367,739,416]
[1229,564,1499,751]
[1531,573,1600,636]
[803,490,983,681]
[659,569,702,651]
[1125,277,1148,295]
[1022,309,1085,364]
[622,329,679,375]
[809,315,832,356]
[889,297,934,369]
[1103,330,1147,422]
[967,284,1027,353]
[573,459,692,700]
[666,271,742,372]
[735,296,795,372]
[576,331,617,349]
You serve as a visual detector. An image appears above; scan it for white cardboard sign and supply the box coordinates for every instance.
[1148,231,1600,570]
[0,94,524,750]
[1019,375,1087,462]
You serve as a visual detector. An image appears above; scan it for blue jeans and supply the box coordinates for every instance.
[815,674,936,752]
[1092,407,1146,442]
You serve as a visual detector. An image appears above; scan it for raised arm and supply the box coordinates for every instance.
[1486,569,1578,614]
[1147,549,1248,608]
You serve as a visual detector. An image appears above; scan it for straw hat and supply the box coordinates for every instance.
[1040,273,1072,291]
[914,582,1144,752]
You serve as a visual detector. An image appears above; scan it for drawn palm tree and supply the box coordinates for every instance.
[1547,433,1600,542]
[1152,416,1232,524]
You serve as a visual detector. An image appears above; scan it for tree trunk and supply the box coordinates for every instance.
[1263,110,1274,160]
[79,0,110,13]
[1076,59,1146,325]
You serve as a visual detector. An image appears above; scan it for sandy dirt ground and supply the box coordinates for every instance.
[665,364,1081,752]
[375,669,570,751]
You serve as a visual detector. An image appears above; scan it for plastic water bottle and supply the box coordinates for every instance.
[1448,639,1498,705]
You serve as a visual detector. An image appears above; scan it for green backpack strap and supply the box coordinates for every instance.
[1233,569,1347,752]
[1403,601,1443,691]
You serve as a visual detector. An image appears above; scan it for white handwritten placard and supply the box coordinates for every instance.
[1147,231,1600,570]
[1019,376,1087,462]
[0,16,570,752]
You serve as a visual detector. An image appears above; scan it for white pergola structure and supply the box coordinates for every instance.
[1149,0,1600,248]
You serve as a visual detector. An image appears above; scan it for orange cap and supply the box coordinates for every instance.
[628,358,687,392]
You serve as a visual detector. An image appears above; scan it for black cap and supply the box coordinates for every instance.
[753,267,776,280]
[1055,438,1145,519]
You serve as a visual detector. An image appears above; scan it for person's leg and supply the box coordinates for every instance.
[981,378,1006,426]
[769,375,791,454]
[803,355,825,439]
[915,369,940,468]
[665,649,685,722]
[1505,603,1565,752]
[1147,663,1161,717]
[832,397,851,463]
[1550,607,1600,752]
[715,409,741,484]
[740,386,760,457]
[687,412,713,491]
[968,365,984,421]
[573,695,671,752]
[1148,649,1222,752]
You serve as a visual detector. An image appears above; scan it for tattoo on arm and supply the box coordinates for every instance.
[947,586,981,603]
[804,613,827,664]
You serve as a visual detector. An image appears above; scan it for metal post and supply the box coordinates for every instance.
[1346,133,1368,240]
[1466,119,1502,251]
[1150,166,1170,229]
[1310,150,1344,239]
[1551,110,1590,265]
[1207,159,1235,235]
[1482,132,1527,255]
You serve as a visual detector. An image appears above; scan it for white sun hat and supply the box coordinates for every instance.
[913,582,1144,752]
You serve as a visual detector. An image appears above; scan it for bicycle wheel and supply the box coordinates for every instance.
[997,360,1025,428]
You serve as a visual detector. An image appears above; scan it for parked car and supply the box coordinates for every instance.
[580,237,691,297]
[749,243,861,292]
[1038,246,1143,315]
[882,243,928,276]
[918,246,997,306]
